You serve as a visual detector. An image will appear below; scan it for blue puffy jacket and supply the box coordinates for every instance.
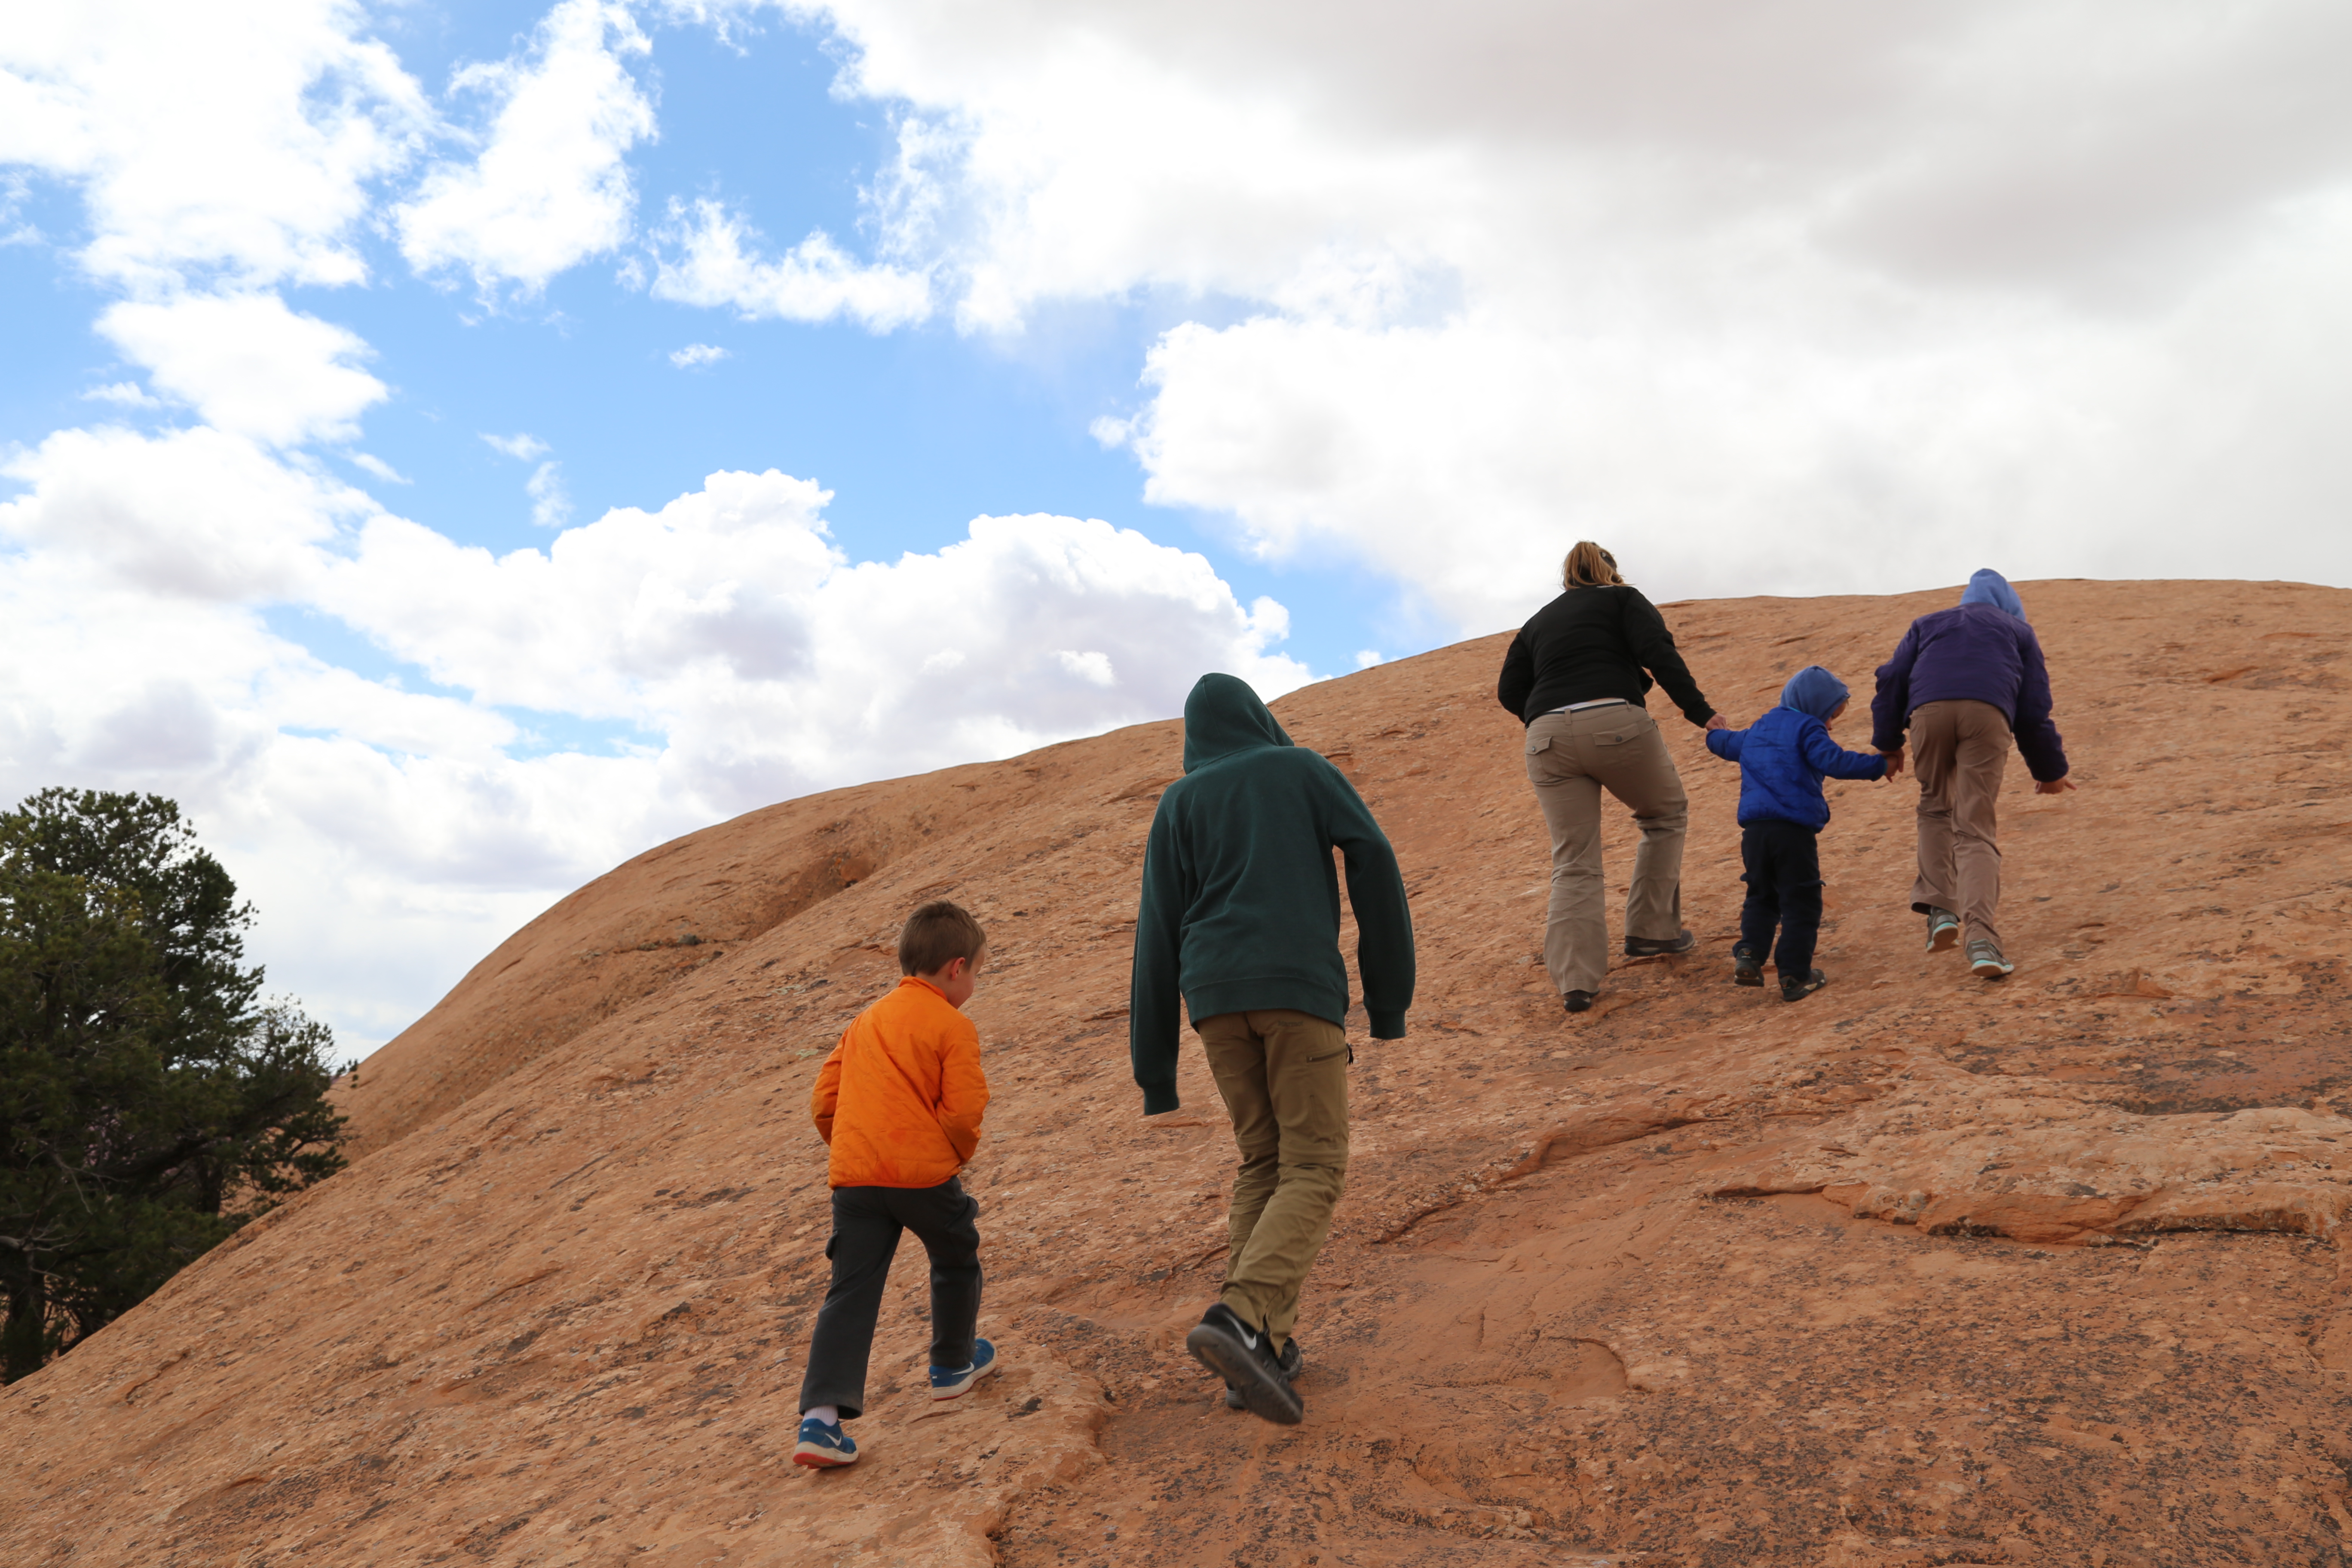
[1706,665,1889,829]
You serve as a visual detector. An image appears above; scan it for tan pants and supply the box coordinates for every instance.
[1524,705,1690,995]
[1909,699,2012,948]
[1197,1008,1350,1353]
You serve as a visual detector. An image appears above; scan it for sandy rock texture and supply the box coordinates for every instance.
[3,579,2347,1568]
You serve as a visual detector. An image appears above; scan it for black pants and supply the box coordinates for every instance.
[798,1177,981,1420]
[1739,821,1823,980]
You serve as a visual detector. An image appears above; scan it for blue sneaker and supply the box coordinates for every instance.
[929,1338,998,1401]
[792,1415,856,1469]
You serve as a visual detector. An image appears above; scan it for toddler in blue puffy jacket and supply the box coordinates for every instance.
[1704,666,1889,1001]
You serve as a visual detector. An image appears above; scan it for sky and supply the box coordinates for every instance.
[4,0,2350,1055]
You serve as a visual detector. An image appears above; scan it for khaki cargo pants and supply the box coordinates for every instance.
[1197,1008,1350,1352]
[1908,698,2014,948]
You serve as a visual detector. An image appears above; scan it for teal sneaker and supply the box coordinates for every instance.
[793,1415,857,1468]
[1925,908,1960,952]
[1968,940,2014,980]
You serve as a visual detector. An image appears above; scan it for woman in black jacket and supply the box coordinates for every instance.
[1497,542,1724,1012]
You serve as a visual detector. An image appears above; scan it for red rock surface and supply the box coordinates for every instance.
[5,579,2349,1568]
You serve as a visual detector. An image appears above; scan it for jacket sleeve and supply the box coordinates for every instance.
[1496,631,1533,720]
[1705,727,1745,763]
[1128,796,1188,1114]
[1620,590,1715,726]
[1801,721,1892,782]
[2011,627,2070,782]
[935,1019,989,1166]
[1870,623,1921,752]
[1324,763,1415,1039]
[809,1037,846,1144]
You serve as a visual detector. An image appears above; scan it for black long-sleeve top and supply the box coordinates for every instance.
[1495,585,1717,727]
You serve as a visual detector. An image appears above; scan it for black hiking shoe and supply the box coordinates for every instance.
[1624,928,1697,957]
[1781,968,1829,1003]
[1732,945,1765,987]
[1563,990,1596,1014]
[1225,1338,1302,1410]
[1187,1304,1303,1425]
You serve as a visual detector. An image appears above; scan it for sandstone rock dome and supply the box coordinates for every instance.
[5,579,2347,1566]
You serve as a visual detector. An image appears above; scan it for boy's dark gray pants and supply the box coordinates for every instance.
[798,1177,981,1420]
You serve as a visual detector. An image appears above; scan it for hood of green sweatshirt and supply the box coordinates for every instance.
[1181,674,1292,772]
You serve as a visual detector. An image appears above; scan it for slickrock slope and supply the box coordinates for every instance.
[5,579,2349,1568]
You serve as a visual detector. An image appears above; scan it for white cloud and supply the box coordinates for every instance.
[525,460,572,528]
[669,341,728,368]
[799,0,2352,619]
[394,0,655,294]
[0,429,1310,1044]
[349,452,410,484]
[0,0,428,290]
[649,197,932,328]
[1354,650,1383,669]
[0,423,364,600]
[97,293,387,446]
[82,380,159,407]
[481,432,551,460]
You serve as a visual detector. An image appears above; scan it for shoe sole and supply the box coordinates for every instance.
[1186,1323,1303,1425]
[792,1446,857,1469]
[1972,961,2013,980]
[1623,942,1697,957]
[1733,970,1764,987]
[1782,977,1829,1004]
[1928,925,1960,953]
[931,1355,999,1401]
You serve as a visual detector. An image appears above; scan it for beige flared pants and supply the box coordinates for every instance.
[1524,704,1690,995]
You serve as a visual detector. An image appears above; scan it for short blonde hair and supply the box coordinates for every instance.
[1562,541,1623,589]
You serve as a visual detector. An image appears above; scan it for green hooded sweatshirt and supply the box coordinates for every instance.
[1129,674,1415,1115]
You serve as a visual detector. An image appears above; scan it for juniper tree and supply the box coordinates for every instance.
[0,790,345,1381]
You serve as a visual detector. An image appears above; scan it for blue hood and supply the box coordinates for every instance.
[1959,568,2027,622]
[1778,665,1850,720]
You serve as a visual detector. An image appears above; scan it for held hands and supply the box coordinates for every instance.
[1704,713,1730,732]
[1878,744,1905,781]
[2035,778,2078,796]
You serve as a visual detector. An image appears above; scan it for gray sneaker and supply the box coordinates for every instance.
[1968,939,2013,979]
[1925,908,1960,953]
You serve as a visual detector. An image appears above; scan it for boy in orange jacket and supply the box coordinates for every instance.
[793,901,995,1469]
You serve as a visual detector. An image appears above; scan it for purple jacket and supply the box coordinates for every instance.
[1870,603,2069,781]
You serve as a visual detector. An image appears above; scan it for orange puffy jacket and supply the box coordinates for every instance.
[810,977,989,1188]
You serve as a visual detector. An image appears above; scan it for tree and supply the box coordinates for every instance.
[0,790,346,1381]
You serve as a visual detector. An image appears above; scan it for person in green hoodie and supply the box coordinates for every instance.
[1130,673,1415,1425]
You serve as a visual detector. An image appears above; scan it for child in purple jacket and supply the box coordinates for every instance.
[1705,666,1890,1001]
